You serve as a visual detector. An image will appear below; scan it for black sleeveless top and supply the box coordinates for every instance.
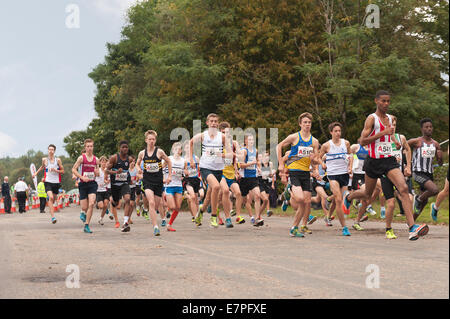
[110,153,130,186]
[143,147,163,183]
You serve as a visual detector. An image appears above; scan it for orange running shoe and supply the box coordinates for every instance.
[114,222,120,228]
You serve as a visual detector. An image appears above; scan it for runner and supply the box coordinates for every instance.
[33,144,65,224]
[343,90,429,240]
[431,148,449,221]
[71,139,99,233]
[136,130,172,236]
[190,113,228,228]
[164,142,187,232]
[218,121,243,226]
[238,134,264,226]
[277,112,320,237]
[318,122,352,236]
[408,118,443,220]
[183,141,202,223]
[106,141,134,233]
[96,156,114,227]
[310,162,334,226]
[258,152,274,218]
[128,155,138,224]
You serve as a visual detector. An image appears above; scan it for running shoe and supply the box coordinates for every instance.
[250,216,255,224]
[121,223,130,232]
[352,223,364,231]
[218,217,224,225]
[254,219,264,227]
[366,205,377,216]
[352,199,360,209]
[430,203,438,222]
[84,224,92,233]
[225,218,234,228]
[195,211,203,226]
[380,207,386,219]
[307,215,317,225]
[136,207,141,216]
[207,205,212,214]
[114,222,120,228]
[281,200,289,212]
[230,209,236,217]
[300,225,312,234]
[166,211,171,219]
[324,217,332,227]
[98,218,104,225]
[284,184,291,201]
[161,219,167,227]
[236,216,245,224]
[210,216,219,228]
[51,217,57,224]
[386,229,397,239]
[342,226,351,236]
[192,216,195,223]
[289,227,304,238]
[408,224,429,241]
[154,226,160,236]
[360,214,369,222]
[144,211,150,220]
[106,208,110,215]
[80,212,86,222]
[167,225,176,232]
[109,214,114,220]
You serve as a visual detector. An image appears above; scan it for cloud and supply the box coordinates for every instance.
[0,131,18,157]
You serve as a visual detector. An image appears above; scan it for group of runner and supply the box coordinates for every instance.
[32,90,448,241]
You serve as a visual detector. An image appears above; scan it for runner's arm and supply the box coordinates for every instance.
[71,156,84,180]
[276,134,296,172]
[401,135,412,176]
[435,141,443,166]
[56,158,65,175]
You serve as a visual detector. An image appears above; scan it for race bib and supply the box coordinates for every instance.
[377,142,392,156]
[145,162,160,173]
[188,167,198,176]
[421,145,436,159]
[116,172,128,182]
[392,150,402,163]
[261,170,270,179]
[298,146,313,157]
[224,158,233,166]
[172,168,184,177]
[205,147,222,157]
[83,172,95,181]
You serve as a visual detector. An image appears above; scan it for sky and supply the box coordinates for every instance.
[0,0,138,158]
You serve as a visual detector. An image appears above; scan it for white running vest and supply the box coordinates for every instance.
[326,139,349,176]
[44,157,61,183]
[199,130,224,171]
[166,156,185,187]
[96,169,107,192]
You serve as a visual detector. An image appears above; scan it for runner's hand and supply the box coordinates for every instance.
[404,166,411,177]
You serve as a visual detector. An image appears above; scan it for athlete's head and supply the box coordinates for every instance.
[84,139,94,154]
[99,156,108,169]
[219,121,231,135]
[171,142,182,156]
[392,116,398,134]
[244,134,254,148]
[129,155,136,169]
[41,178,45,183]
[145,130,157,147]
[298,113,313,132]
[375,90,391,113]
[206,113,220,129]
[48,144,56,156]
[263,151,270,164]
[329,122,342,139]
[119,140,129,155]
[420,118,433,137]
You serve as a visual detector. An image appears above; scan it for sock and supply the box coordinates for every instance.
[169,210,179,225]
[124,216,129,224]
[434,203,440,210]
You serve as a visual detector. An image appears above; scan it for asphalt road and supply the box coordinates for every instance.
[0,205,448,299]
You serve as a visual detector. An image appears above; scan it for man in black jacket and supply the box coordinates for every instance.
[1,176,12,213]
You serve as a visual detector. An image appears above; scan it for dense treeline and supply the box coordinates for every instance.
[0,150,75,191]
[64,0,449,159]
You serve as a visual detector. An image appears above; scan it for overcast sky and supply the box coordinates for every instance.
[0,0,138,158]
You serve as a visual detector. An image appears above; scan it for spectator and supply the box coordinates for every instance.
[14,177,28,213]
[37,178,47,213]
[1,176,12,213]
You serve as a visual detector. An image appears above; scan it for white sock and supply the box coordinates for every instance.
[434,203,440,210]
[124,216,129,224]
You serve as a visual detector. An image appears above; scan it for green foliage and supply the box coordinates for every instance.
[63,0,448,159]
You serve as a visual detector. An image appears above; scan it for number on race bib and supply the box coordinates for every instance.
[145,162,160,173]
[83,172,95,181]
[377,143,392,156]
[422,146,436,159]
[172,168,184,177]
[224,158,233,166]
[393,150,402,163]
[298,146,313,157]
[116,172,128,181]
